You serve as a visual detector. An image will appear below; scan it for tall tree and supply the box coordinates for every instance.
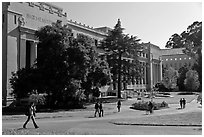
[163,67,178,91]
[166,21,202,91]
[35,21,110,107]
[100,19,142,98]
[184,70,200,92]
[177,65,189,91]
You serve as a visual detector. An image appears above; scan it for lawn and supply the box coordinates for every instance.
[124,92,197,105]
[111,111,202,126]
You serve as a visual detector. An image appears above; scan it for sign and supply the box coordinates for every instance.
[26,13,53,24]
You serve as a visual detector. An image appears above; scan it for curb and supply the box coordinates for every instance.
[111,122,202,127]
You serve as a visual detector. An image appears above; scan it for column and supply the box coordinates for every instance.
[160,59,162,81]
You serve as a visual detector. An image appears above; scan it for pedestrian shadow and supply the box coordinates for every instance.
[17,127,34,130]
[176,108,183,110]
[17,128,25,130]
[86,116,97,118]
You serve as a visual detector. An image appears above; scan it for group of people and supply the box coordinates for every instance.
[179,98,186,109]
[94,100,122,117]
[94,101,104,117]
[23,100,122,128]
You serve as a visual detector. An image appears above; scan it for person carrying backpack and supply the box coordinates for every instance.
[23,102,39,129]
[117,100,121,112]
[94,102,100,117]
[99,102,104,117]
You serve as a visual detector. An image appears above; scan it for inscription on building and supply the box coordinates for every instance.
[26,13,53,24]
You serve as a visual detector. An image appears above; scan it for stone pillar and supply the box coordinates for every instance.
[160,59,163,81]
[150,60,153,89]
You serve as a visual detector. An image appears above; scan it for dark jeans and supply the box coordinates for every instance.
[23,115,38,128]
[94,109,100,117]
[99,109,104,117]
[117,106,121,112]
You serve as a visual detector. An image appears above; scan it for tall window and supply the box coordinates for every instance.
[14,15,17,24]
[26,41,31,69]
[95,39,98,46]
[3,14,4,23]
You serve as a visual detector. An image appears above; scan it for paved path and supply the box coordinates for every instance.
[2,98,202,135]
[3,98,201,123]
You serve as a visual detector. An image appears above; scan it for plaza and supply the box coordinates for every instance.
[2,92,202,135]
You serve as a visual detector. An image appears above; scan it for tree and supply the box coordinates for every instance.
[162,67,178,91]
[100,19,142,98]
[184,70,200,92]
[177,65,189,91]
[9,67,42,99]
[166,21,202,91]
[78,35,111,99]
[155,82,168,92]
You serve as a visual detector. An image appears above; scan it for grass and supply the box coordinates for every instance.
[111,111,202,126]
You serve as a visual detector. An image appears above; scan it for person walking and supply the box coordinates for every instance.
[99,102,103,117]
[179,98,183,109]
[148,101,154,114]
[183,98,186,108]
[117,100,121,112]
[23,102,39,129]
[94,102,100,117]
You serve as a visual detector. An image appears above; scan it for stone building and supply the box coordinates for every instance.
[2,2,67,105]
[161,48,194,70]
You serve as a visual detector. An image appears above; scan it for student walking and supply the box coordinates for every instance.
[117,100,121,112]
[94,102,100,117]
[23,102,39,129]
[183,98,186,108]
[148,101,154,114]
[179,98,183,109]
[99,102,104,117]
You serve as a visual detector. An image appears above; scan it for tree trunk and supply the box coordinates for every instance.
[117,54,122,98]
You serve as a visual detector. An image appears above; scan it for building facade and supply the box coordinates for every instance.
[2,2,67,105]
[161,48,194,70]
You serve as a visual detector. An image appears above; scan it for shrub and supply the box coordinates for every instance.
[131,101,168,111]
[177,92,195,95]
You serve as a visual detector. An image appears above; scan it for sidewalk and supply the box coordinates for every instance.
[109,99,202,126]
[2,99,202,127]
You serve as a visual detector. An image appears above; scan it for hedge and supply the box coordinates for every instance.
[131,101,169,111]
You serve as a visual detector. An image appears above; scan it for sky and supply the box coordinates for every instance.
[52,1,202,49]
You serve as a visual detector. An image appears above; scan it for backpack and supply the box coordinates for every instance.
[24,106,30,116]
[95,103,99,109]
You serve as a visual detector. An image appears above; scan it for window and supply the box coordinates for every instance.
[170,58,172,61]
[95,39,98,46]
[14,15,17,24]
[175,58,177,60]
[26,41,31,69]
[142,53,145,57]
[180,58,182,60]
[166,59,168,61]
[174,63,177,69]
[184,57,186,60]
[189,57,191,60]
[3,14,4,23]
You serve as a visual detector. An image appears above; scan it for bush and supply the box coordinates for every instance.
[177,92,195,95]
[131,101,168,111]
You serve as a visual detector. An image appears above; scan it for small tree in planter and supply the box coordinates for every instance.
[131,101,168,111]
